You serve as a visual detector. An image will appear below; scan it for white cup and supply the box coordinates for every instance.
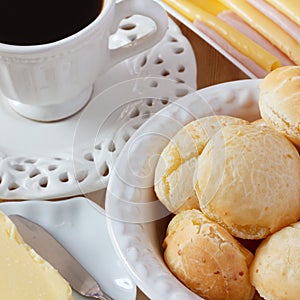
[0,0,168,121]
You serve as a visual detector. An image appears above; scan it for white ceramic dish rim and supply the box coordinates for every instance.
[106,79,262,300]
[0,197,136,300]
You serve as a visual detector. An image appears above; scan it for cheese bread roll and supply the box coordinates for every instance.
[154,115,249,213]
[259,66,300,147]
[163,209,255,300]
[194,124,300,239]
[250,221,300,300]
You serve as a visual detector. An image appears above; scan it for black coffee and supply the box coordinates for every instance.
[0,0,103,46]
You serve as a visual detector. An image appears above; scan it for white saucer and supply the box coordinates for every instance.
[0,197,136,300]
[0,16,197,200]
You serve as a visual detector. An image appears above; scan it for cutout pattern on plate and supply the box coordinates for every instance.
[0,16,197,199]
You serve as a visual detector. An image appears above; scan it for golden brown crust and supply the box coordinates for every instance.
[259,66,300,147]
[163,209,255,300]
[250,221,300,300]
[154,115,249,213]
[194,124,300,239]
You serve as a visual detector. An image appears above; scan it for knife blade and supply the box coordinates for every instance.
[9,214,113,300]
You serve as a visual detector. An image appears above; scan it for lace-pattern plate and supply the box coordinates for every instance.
[0,16,197,199]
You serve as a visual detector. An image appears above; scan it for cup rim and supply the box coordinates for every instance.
[0,0,111,54]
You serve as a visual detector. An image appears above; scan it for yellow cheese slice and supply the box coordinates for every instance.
[0,211,74,300]
[162,0,281,72]
[188,0,228,16]
[219,0,300,65]
[163,0,224,21]
[264,0,300,26]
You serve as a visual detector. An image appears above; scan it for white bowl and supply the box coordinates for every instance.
[105,79,261,300]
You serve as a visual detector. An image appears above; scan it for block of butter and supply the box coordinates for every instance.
[0,210,74,300]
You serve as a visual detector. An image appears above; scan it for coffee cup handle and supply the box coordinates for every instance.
[108,0,168,66]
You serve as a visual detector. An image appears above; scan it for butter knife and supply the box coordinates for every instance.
[9,214,113,300]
